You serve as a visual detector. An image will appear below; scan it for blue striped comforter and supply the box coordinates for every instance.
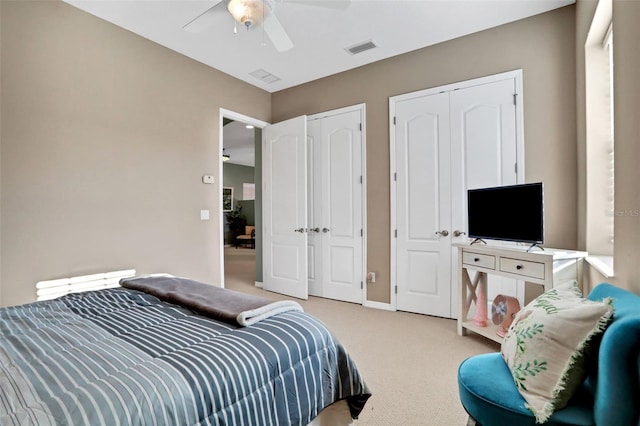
[0,288,370,425]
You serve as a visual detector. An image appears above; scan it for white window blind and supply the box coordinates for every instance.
[584,0,614,269]
[603,23,615,246]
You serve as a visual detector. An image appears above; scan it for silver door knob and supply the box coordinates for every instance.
[310,227,320,233]
[453,230,466,237]
[294,228,305,233]
[435,230,449,237]
[322,228,330,233]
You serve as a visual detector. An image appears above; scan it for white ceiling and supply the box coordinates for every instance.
[62,0,574,167]
[62,0,574,94]
[223,121,257,167]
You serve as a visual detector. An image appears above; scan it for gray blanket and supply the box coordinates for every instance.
[120,274,303,326]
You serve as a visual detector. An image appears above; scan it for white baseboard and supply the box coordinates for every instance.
[363,300,396,311]
[254,282,393,311]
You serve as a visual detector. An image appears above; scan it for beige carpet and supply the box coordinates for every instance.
[224,247,499,425]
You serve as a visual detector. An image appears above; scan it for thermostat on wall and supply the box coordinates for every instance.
[202,175,214,184]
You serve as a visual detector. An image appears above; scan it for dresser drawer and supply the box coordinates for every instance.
[500,257,545,280]
[462,252,496,270]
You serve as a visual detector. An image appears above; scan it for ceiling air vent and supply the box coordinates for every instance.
[250,68,281,84]
[345,40,377,56]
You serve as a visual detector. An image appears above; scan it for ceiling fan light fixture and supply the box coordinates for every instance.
[227,0,265,30]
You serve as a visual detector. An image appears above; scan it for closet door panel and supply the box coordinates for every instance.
[307,120,322,296]
[328,128,355,237]
[329,246,354,284]
[320,110,363,304]
[395,92,452,318]
[461,104,503,188]
[406,251,439,295]
[406,113,440,240]
[450,78,520,315]
[263,116,309,300]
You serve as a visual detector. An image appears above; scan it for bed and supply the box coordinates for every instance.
[0,275,370,425]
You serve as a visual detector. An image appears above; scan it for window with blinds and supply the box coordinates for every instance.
[603,23,615,248]
[584,0,614,276]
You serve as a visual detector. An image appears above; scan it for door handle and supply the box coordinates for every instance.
[322,228,330,233]
[453,230,466,237]
[309,227,320,233]
[435,230,449,237]
[294,228,305,233]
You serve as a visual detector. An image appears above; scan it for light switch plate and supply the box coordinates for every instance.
[200,210,210,220]
[202,175,214,184]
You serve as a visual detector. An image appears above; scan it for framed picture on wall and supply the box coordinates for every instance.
[223,187,233,212]
[243,183,255,200]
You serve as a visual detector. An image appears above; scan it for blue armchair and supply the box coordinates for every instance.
[458,283,640,426]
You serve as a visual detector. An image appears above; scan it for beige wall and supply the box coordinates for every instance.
[575,1,597,254]
[610,0,640,292]
[272,6,578,303]
[575,0,598,293]
[577,0,640,293]
[3,1,637,308]
[0,1,270,307]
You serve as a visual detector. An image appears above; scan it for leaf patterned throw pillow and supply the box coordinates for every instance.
[500,281,614,423]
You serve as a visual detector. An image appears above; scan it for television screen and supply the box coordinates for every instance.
[467,183,544,244]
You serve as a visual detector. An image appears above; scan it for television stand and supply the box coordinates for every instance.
[454,243,587,343]
[527,243,544,252]
[470,238,487,245]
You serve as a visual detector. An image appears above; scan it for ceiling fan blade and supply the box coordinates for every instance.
[281,0,351,10]
[263,14,294,52]
[183,1,225,33]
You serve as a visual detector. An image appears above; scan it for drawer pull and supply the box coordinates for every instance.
[516,264,524,270]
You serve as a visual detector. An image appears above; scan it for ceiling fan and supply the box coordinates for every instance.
[183,0,351,52]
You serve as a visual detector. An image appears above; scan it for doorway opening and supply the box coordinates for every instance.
[219,109,268,292]
[220,105,367,305]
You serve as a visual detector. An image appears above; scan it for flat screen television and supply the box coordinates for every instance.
[467,182,544,245]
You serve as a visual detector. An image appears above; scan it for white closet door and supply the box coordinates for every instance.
[392,71,522,319]
[307,119,322,297]
[319,110,363,303]
[449,78,519,316]
[263,116,309,299]
[395,92,452,317]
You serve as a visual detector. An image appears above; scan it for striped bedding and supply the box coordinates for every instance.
[0,288,370,425]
